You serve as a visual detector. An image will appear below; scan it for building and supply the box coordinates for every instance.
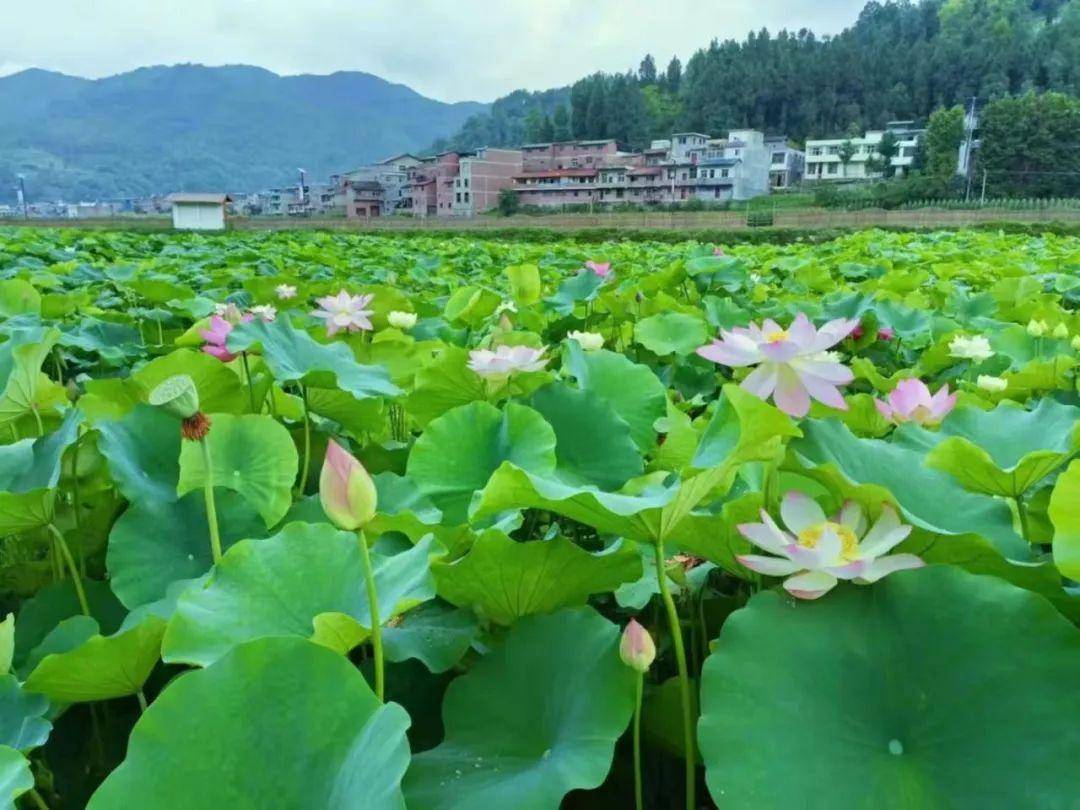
[407,152,462,216]
[331,153,422,218]
[765,136,805,189]
[405,148,522,218]
[805,121,924,182]
[169,193,231,230]
[957,101,980,179]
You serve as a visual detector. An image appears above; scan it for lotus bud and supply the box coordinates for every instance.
[1052,323,1069,339]
[1026,319,1048,338]
[148,375,200,420]
[977,375,1008,393]
[1073,335,1080,351]
[319,439,378,530]
[567,330,604,351]
[619,618,656,674]
[387,311,418,330]
[877,327,895,341]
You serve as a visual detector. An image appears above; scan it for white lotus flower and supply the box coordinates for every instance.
[467,345,548,379]
[276,284,297,300]
[388,311,417,330]
[736,491,924,600]
[567,330,604,351]
[977,375,1008,392]
[949,334,993,362]
[249,305,276,322]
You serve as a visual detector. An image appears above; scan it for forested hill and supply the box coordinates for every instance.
[434,0,1080,152]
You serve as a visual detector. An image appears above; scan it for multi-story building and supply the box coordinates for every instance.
[764,136,805,188]
[520,140,618,172]
[407,152,462,216]
[805,121,924,182]
[330,153,422,218]
[450,148,523,216]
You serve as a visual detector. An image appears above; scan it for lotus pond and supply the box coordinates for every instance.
[0,225,1078,808]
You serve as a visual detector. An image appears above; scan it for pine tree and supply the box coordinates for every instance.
[639,54,657,84]
[664,56,682,93]
[552,105,572,141]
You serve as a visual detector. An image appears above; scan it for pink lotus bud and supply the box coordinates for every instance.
[619,619,656,673]
[850,324,865,340]
[319,439,377,530]
[713,247,725,256]
[877,327,895,341]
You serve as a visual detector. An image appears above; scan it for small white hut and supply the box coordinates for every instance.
[169,193,231,231]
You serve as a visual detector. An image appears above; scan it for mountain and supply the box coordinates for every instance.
[437,0,1080,152]
[0,64,487,203]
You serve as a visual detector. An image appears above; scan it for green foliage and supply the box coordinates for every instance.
[980,91,1080,197]
[926,105,965,178]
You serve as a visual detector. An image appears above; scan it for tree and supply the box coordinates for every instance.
[979,91,1080,197]
[584,79,608,139]
[552,105,572,141]
[538,114,555,143]
[925,106,965,178]
[838,139,857,178]
[639,54,657,84]
[523,109,545,143]
[497,188,520,216]
[664,56,682,93]
[877,130,900,178]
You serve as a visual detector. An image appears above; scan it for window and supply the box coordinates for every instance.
[810,147,822,156]
[455,192,461,203]
[464,178,469,187]
[827,164,838,175]
[463,192,470,203]
[827,146,840,155]
[771,152,785,164]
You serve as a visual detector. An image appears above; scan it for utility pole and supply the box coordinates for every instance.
[980,169,987,205]
[16,174,28,220]
[297,168,307,214]
[962,96,977,202]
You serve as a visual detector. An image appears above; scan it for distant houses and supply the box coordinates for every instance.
[169,193,231,230]
[804,121,924,182]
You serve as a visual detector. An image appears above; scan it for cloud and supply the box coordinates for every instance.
[0,0,867,101]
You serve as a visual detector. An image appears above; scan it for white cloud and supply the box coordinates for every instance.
[0,0,867,101]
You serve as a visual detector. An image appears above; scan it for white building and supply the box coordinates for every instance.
[170,193,230,231]
[805,121,924,182]
[327,153,423,217]
[764,136,805,189]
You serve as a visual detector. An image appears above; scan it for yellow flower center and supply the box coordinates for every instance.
[797,521,860,561]
[764,329,789,343]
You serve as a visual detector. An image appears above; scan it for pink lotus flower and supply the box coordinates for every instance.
[736,491,924,599]
[585,260,612,278]
[467,345,548,379]
[319,439,378,530]
[874,379,956,426]
[619,619,656,673]
[311,291,375,337]
[201,314,252,362]
[696,313,858,417]
[713,247,725,256]
[877,326,895,341]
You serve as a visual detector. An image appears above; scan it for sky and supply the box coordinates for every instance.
[0,0,868,103]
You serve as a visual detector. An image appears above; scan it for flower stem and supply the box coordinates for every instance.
[654,539,695,810]
[241,352,257,413]
[199,438,223,563]
[1015,494,1030,543]
[31,406,44,437]
[28,788,50,810]
[357,530,384,700]
[297,384,312,496]
[47,524,89,616]
[632,671,644,810]
[136,690,148,713]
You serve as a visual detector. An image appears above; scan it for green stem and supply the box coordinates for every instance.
[28,788,50,810]
[297,385,312,496]
[136,690,148,713]
[241,352,257,413]
[357,530,384,701]
[633,672,644,810]
[156,318,164,347]
[654,539,695,810]
[47,524,89,616]
[31,407,44,437]
[1015,495,1030,543]
[199,438,223,563]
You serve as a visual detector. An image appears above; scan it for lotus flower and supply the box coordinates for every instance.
[567,330,604,351]
[201,314,251,362]
[319,439,377,530]
[249,304,276,322]
[1052,323,1069,339]
[585,260,612,278]
[387,311,417,329]
[977,374,1008,393]
[696,313,857,417]
[619,619,655,673]
[874,379,956,426]
[276,284,297,300]
[1072,335,1080,351]
[312,291,374,336]
[213,302,245,323]
[851,324,894,341]
[737,492,924,600]
[1027,319,1048,338]
[713,247,725,256]
[467,345,548,379]
[949,334,993,362]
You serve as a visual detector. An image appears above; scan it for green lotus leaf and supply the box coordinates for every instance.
[176,413,297,527]
[383,600,478,673]
[0,327,65,427]
[23,616,166,703]
[128,278,194,303]
[0,616,11,676]
[544,270,604,316]
[433,532,641,624]
[131,349,246,415]
[162,523,436,667]
[529,383,642,489]
[0,746,33,809]
[13,581,124,672]
[406,401,556,525]
[563,342,666,452]
[699,566,1080,807]
[60,318,143,365]
[405,346,486,427]
[1049,460,1080,582]
[403,608,635,809]
[443,286,499,326]
[505,264,541,307]
[89,637,412,810]
[96,404,181,505]
[304,387,385,438]
[792,418,1026,559]
[0,676,50,750]
[107,489,267,609]
[692,383,801,472]
[916,399,1080,498]
[633,311,709,356]
[227,314,401,401]
[0,281,40,318]
[0,409,81,534]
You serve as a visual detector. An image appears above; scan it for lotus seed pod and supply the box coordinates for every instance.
[148,375,200,420]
